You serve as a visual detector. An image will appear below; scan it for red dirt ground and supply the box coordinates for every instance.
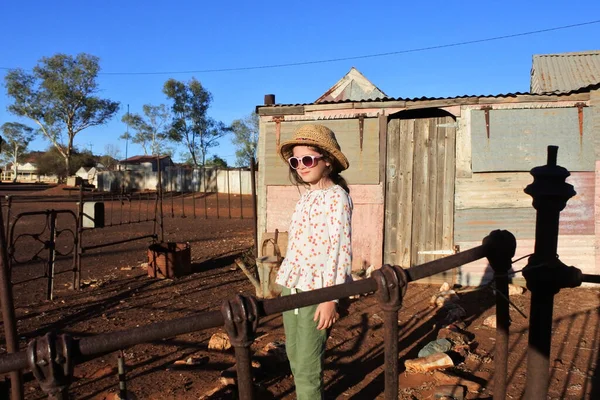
[0,185,599,399]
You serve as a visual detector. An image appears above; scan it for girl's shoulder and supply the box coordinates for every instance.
[323,184,352,204]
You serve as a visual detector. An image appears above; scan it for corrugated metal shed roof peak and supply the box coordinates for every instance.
[533,50,600,58]
[315,67,387,103]
[531,50,600,93]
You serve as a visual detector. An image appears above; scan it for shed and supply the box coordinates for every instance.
[256,57,600,286]
[118,155,174,172]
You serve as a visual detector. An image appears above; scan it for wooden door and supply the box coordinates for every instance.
[384,112,456,284]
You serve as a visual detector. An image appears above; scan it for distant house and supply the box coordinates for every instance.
[4,162,58,182]
[117,155,174,172]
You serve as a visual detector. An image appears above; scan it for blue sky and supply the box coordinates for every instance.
[1,0,599,166]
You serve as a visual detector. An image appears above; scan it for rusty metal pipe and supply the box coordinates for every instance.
[0,197,24,399]
[581,274,600,284]
[81,234,156,252]
[404,244,488,283]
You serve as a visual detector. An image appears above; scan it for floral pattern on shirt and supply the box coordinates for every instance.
[276,184,353,291]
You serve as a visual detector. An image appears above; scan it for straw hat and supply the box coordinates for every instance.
[278,124,349,171]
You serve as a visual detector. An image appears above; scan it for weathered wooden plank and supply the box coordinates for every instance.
[471,108,595,172]
[383,119,400,265]
[304,103,355,112]
[442,116,456,258]
[425,118,438,265]
[455,172,594,234]
[397,119,414,268]
[454,208,537,242]
[455,108,472,178]
[379,114,387,185]
[412,118,430,267]
[479,93,589,104]
[456,173,534,210]
[456,235,596,287]
[257,106,305,116]
[435,118,446,265]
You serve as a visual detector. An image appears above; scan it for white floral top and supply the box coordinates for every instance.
[276,184,353,292]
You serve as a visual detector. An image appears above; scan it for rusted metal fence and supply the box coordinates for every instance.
[159,160,257,220]
[1,185,160,300]
[0,147,598,400]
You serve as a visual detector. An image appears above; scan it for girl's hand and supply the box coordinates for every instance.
[314,301,338,330]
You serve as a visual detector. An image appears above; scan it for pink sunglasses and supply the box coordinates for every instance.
[287,155,323,169]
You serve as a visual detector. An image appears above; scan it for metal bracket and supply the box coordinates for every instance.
[221,294,259,347]
[372,264,408,312]
[481,106,492,139]
[272,116,285,148]
[358,114,366,151]
[574,102,587,146]
[27,332,74,398]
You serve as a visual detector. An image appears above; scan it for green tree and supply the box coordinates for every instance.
[36,147,97,179]
[205,155,228,168]
[163,77,228,167]
[4,53,120,174]
[121,104,170,155]
[230,112,259,166]
[0,122,36,182]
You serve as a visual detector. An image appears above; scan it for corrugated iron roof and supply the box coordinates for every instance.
[531,50,600,94]
[259,84,600,108]
[121,155,171,163]
[315,67,387,103]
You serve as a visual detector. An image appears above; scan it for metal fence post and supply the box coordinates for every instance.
[250,157,258,258]
[522,146,582,399]
[27,332,74,400]
[483,230,516,400]
[372,264,408,400]
[0,197,23,400]
[47,211,57,301]
[221,294,259,400]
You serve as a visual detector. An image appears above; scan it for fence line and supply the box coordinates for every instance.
[96,167,256,195]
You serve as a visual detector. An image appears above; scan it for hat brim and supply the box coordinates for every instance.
[278,138,349,171]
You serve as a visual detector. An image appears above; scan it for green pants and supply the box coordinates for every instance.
[281,287,328,400]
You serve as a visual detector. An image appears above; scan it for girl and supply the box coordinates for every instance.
[276,124,353,399]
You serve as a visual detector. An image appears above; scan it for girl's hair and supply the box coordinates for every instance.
[288,146,350,194]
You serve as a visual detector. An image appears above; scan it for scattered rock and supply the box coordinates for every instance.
[103,392,138,400]
[120,266,133,271]
[208,332,232,351]
[434,384,466,400]
[405,352,454,373]
[171,356,210,369]
[508,283,525,296]
[431,290,460,308]
[434,370,490,393]
[467,351,493,364]
[442,304,466,325]
[256,341,287,363]
[139,262,149,269]
[437,327,472,347]
[483,315,497,329]
[418,339,453,358]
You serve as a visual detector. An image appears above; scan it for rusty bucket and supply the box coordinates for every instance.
[148,242,191,279]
